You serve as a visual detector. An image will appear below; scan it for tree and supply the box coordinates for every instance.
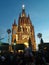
[28,38,32,51]
[13,39,16,53]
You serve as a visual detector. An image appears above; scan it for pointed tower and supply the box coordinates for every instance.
[21,5,26,17]
[11,5,36,51]
[12,19,17,44]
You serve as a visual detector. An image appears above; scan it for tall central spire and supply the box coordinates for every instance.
[21,4,26,17]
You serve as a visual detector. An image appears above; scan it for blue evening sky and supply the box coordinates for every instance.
[0,0,49,47]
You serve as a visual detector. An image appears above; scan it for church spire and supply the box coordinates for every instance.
[13,19,17,26]
[21,4,26,17]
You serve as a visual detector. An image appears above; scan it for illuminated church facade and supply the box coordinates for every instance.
[11,5,36,51]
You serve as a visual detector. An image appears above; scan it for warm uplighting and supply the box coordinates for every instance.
[24,42,29,48]
[16,34,18,41]
[18,50,23,52]
[14,43,16,45]
[44,47,47,49]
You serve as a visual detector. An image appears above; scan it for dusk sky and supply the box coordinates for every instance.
[0,0,49,47]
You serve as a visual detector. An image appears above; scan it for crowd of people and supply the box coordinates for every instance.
[0,48,49,65]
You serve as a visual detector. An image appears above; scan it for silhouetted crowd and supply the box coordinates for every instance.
[0,49,49,65]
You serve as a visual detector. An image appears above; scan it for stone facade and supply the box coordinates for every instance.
[11,6,36,51]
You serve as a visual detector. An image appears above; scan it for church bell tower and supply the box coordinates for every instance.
[12,5,36,51]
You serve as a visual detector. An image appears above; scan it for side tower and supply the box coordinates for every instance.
[12,19,18,44]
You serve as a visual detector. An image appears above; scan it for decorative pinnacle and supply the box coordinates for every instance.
[22,4,25,9]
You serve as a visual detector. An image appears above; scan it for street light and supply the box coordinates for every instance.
[37,33,44,50]
[37,33,42,43]
[7,29,11,44]
[37,33,44,43]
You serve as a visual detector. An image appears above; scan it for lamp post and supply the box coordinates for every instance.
[7,29,11,44]
[37,33,44,51]
[37,33,42,43]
